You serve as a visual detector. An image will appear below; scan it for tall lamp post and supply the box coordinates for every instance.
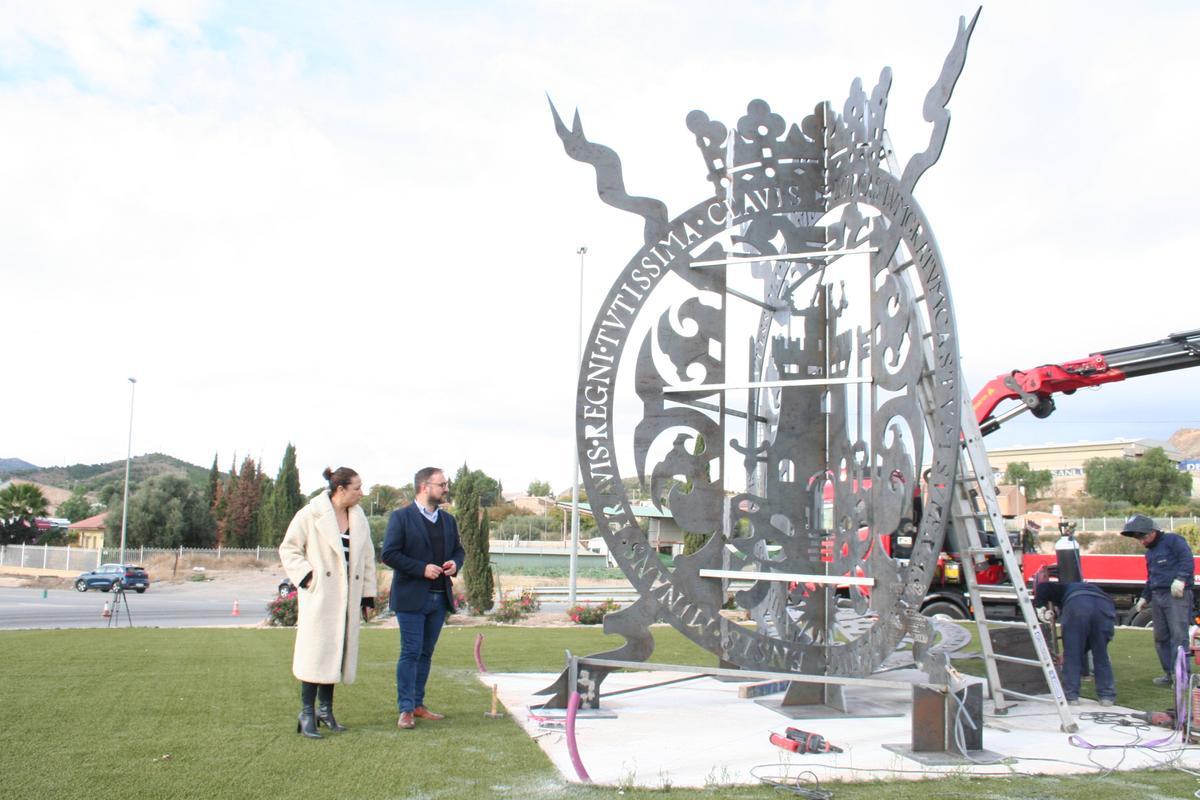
[118,377,137,565]
[569,246,586,608]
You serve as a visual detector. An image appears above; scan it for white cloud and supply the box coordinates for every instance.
[3,1,1197,494]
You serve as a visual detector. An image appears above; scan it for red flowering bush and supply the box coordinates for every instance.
[452,591,469,614]
[267,591,298,627]
[567,599,619,625]
[490,590,541,623]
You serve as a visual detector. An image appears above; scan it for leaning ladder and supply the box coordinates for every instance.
[951,392,1077,732]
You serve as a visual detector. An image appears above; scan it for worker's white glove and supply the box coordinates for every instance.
[1172,579,1186,599]
[1135,597,1150,613]
[1036,606,1055,624]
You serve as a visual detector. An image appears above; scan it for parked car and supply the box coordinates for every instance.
[75,564,150,593]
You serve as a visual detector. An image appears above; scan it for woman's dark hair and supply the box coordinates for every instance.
[323,466,359,496]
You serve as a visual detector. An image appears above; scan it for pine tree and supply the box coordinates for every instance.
[458,480,493,613]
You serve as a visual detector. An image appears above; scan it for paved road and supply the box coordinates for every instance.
[0,580,282,630]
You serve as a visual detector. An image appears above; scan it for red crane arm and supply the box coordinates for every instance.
[972,328,1200,436]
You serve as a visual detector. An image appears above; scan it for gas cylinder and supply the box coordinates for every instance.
[1054,522,1082,584]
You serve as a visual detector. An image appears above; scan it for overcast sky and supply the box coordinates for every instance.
[3,1,1197,495]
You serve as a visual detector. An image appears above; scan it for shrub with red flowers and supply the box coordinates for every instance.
[453,591,470,614]
[267,591,298,627]
[490,590,541,624]
[567,599,619,625]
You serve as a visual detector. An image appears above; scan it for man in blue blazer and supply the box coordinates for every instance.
[382,466,465,729]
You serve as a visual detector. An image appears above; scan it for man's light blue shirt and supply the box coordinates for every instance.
[416,501,439,524]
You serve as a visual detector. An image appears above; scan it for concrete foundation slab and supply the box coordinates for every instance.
[484,669,1200,788]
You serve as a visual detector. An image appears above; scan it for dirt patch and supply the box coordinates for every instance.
[138,552,283,583]
[0,573,78,590]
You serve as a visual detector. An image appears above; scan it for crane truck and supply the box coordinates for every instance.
[915,327,1200,623]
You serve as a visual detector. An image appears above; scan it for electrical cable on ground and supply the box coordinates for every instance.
[749,765,833,799]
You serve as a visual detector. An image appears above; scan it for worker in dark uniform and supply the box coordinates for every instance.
[1122,513,1195,686]
[1033,580,1116,706]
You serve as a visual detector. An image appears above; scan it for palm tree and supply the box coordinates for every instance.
[0,482,49,544]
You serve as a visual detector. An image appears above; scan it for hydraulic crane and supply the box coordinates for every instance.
[972,328,1200,436]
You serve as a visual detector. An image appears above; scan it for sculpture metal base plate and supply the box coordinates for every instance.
[529,706,619,720]
[881,743,1006,766]
[754,676,907,719]
[755,694,908,719]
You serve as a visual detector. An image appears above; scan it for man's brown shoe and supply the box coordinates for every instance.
[397,712,415,729]
[412,706,444,721]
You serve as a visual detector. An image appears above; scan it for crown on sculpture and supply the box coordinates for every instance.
[686,99,824,201]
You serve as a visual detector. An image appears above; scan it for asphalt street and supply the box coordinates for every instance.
[0,579,280,630]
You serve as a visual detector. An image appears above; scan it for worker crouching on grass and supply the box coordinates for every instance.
[1033,580,1116,706]
[1122,513,1195,686]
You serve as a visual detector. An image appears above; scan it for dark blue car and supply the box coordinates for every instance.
[74,563,150,593]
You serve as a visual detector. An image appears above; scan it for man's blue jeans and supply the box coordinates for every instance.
[1151,587,1193,677]
[396,591,448,713]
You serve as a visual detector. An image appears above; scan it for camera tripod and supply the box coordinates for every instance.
[106,583,134,628]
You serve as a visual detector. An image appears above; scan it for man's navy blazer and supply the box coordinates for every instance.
[381,503,465,613]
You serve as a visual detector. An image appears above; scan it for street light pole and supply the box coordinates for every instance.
[569,246,586,609]
[118,377,136,565]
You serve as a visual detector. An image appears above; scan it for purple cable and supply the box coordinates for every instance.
[473,633,488,673]
[1173,643,1189,731]
[565,691,591,783]
[1068,645,1190,750]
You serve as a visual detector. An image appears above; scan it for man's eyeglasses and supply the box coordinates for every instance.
[427,481,449,489]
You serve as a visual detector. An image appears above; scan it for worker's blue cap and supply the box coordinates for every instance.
[1120,513,1157,537]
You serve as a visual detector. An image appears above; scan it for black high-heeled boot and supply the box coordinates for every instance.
[297,705,322,738]
[316,703,347,732]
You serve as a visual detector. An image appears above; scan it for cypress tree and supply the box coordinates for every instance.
[278,444,303,519]
[458,480,493,613]
[478,509,495,609]
[206,453,220,509]
[260,443,303,546]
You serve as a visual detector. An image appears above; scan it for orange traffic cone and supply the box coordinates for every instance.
[102,601,111,619]
[231,599,240,617]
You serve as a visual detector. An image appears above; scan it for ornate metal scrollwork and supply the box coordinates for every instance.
[540,10,980,706]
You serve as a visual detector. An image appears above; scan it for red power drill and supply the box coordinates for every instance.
[769,727,844,754]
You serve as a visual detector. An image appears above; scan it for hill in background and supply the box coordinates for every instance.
[0,458,39,474]
[1170,429,1200,459]
[9,453,214,494]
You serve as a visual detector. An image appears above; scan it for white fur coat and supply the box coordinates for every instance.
[279,492,376,684]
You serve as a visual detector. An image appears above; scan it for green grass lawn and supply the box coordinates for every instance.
[3,623,1196,799]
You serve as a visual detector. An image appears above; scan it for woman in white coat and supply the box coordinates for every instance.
[279,466,377,739]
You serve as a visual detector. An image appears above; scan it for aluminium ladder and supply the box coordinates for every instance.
[950,391,1077,732]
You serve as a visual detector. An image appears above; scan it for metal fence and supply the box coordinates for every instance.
[1073,516,1199,532]
[0,544,282,572]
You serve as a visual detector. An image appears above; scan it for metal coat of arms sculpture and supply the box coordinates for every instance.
[543,11,980,707]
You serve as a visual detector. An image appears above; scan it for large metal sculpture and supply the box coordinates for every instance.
[542,11,979,707]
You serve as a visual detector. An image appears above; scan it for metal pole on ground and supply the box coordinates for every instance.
[118,377,137,565]
[569,245,586,609]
